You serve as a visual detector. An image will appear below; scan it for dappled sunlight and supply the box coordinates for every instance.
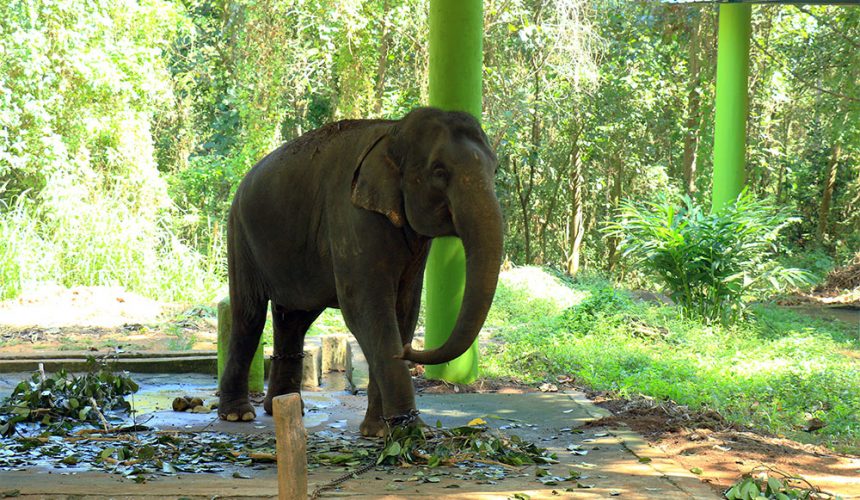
[499,266,589,310]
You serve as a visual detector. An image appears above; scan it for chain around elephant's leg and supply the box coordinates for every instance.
[263,307,323,415]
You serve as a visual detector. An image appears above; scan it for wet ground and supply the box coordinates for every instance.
[0,370,721,499]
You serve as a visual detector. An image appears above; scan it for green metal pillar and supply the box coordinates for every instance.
[712,3,752,212]
[423,0,483,383]
[217,297,265,393]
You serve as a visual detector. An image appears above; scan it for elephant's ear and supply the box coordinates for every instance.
[351,133,405,227]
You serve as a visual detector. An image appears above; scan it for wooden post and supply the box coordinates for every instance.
[273,394,307,500]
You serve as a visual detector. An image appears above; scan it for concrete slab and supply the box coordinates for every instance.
[0,371,719,499]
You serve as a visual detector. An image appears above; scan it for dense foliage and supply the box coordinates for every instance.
[604,192,811,324]
[1,0,857,301]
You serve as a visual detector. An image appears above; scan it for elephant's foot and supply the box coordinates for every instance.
[218,397,256,422]
[263,391,304,416]
[359,417,387,438]
[360,410,423,438]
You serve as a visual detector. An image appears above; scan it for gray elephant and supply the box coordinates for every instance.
[218,107,503,437]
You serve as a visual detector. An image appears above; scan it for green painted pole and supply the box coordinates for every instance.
[424,0,483,383]
[712,3,752,212]
[217,297,265,393]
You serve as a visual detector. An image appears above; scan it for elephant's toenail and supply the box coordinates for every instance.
[242,411,255,421]
[226,413,239,422]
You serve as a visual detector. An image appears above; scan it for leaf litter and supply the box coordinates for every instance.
[0,363,568,488]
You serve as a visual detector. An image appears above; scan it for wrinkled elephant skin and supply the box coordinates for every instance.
[219,108,503,436]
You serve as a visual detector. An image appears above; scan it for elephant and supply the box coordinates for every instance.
[218,107,503,437]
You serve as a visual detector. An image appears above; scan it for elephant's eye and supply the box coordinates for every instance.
[431,161,449,183]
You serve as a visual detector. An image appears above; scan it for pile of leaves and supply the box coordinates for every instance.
[0,358,139,436]
[377,419,556,468]
[726,466,844,500]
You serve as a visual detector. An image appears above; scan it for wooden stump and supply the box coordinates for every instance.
[320,334,352,374]
[301,346,321,390]
[273,394,307,500]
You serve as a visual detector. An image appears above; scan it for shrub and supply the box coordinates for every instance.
[604,192,812,324]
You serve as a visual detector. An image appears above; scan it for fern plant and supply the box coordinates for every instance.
[604,192,811,325]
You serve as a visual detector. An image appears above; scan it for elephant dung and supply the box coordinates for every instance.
[301,346,322,389]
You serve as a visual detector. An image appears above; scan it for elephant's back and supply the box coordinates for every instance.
[282,118,393,157]
[227,119,392,309]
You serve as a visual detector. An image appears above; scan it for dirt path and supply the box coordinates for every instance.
[0,284,218,353]
[587,392,860,498]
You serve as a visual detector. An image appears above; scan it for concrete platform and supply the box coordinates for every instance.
[0,371,719,499]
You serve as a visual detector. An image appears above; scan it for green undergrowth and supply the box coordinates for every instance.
[0,192,225,304]
[481,267,860,453]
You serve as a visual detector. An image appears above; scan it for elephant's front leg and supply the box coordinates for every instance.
[340,289,417,437]
[263,306,323,415]
[360,377,385,437]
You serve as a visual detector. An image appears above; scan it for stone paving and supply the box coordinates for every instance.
[0,366,720,499]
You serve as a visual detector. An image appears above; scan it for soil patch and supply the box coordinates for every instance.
[782,253,860,307]
[586,392,860,498]
[0,285,218,353]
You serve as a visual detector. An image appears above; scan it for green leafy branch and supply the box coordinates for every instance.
[0,358,139,436]
[726,465,844,500]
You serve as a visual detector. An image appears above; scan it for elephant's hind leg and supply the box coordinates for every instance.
[218,295,267,422]
[263,306,323,415]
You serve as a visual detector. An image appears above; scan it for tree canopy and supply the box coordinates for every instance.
[1,0,857,301]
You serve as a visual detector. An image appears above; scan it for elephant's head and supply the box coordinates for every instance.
[351,107,503,365]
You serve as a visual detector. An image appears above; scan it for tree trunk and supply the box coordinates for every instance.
[538,165,565,265]
[682,11,702,195]
[606,156,623,273]
[566,123,584,276]
[817,142,841,239]
[775,117,791,204]
[513,157,533,265]
[521,57,542,265]
[372,0,391,116]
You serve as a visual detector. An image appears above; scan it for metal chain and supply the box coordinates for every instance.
[270,352,306,361]
[309,410,419,498]
[382,409,420,427]
[309,461,376,499]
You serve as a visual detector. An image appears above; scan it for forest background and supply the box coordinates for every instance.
[1,0,858,303]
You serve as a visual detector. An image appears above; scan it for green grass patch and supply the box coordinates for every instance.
[481,268,860,453]
[0,192,225,304]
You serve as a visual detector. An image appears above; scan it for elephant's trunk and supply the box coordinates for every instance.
[399,178,503,365]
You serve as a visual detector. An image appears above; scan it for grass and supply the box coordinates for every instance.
[481,267,860,453]
[0,192,225,304]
